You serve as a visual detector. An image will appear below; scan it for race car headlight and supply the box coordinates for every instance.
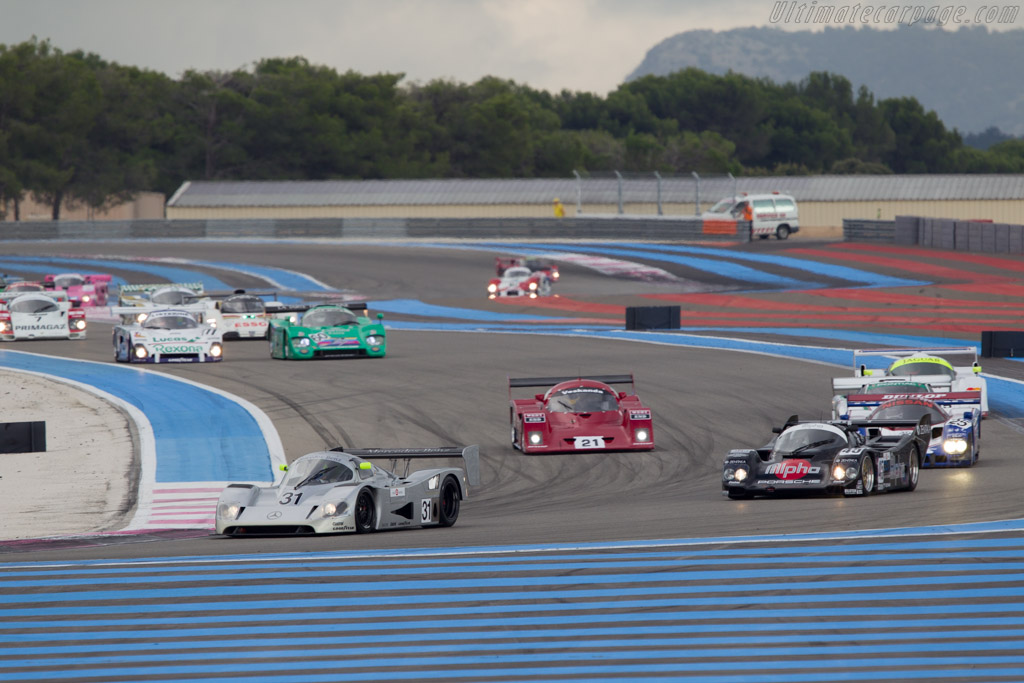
[487,283,498,293]
[529,292,538,299]
[834,465,858,480]
[943,438,968,455]
[366,335,382,346]
[209,343,222,358]
[217,503,242,520]
[634,428,650,443]
[723,468,735,481]
[134,345,148,359]
[81,295,90,303]
[528,281,538,291]
[527,431,543,446]
[208,320,217,328]
[136,313,148,323]
[733,467,748,482]
[297,337,311,347]
[428,474,440,490]
[74,320,86,330]
[0,321,8,332]
[322,502,347,517]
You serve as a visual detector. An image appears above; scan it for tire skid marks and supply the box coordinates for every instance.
[2,534,1024,682]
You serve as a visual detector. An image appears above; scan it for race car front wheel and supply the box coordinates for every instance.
[354,490,375,533]
[859,454,876,496]
[438,476,461,527]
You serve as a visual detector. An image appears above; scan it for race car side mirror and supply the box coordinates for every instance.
[535,394,545,402]
[973,363,981,374]
[279,464,289,472]
[618,392,627,399]
[377,313,383,320]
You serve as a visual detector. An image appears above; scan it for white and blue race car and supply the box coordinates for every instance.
[112,308,223,363]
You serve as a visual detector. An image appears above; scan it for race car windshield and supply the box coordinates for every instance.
[302,308,357,327]
[548,387,619,413]
[889,360,955,379]
[54,275,85,288]
[869,401,948,422]
[10,298,58,313]
[143,315,199,330]
[522,259,549,271]
[222,296,264,314]
[773,428,846,457]
[504,267,532,279]
[856,382,930,394]
[152,290,195,305]
[285,459,355,487]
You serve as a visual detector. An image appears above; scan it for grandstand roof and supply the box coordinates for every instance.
[167,174,1024,207]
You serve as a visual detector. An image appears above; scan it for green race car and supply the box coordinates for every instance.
[269,302,386,360]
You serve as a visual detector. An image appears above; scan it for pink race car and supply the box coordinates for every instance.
[44,273,112,307]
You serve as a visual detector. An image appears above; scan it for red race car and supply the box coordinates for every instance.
[508,375,655,454]
[495,256,560,281]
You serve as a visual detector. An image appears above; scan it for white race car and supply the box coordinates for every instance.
[116,282,207,323]
[216,446,480,536]
[200,291,274,339]
[834,348,988,417]
[486,266,553,299]
[112,308,224,363]
[0,292,87,341]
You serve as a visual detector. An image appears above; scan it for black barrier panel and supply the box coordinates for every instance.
[981,331,1024,358]
[625,306,681,330]
[0,421,46,453]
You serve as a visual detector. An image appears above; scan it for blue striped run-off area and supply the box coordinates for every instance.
[2,530,1024,681]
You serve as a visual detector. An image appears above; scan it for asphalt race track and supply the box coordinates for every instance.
[1,237,1024,682]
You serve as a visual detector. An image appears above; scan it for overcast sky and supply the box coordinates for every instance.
[1,0,1019,94]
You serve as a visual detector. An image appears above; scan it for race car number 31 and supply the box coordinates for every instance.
[574,436,605,449]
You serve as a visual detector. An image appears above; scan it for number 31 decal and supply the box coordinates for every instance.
[420,499,432,523]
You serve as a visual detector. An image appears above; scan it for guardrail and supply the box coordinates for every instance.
[0,216,750,242]
[845,216,1024,254]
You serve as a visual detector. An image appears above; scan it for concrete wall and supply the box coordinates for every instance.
[165,198,1024,232]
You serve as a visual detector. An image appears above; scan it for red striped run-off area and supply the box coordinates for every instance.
[495,243,1024,334]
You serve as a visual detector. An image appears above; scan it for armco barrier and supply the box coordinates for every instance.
[847,216,1024,255]
[842,218,895,242]
[0,216,748,242]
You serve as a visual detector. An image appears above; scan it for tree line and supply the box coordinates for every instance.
[2,38,1022,219]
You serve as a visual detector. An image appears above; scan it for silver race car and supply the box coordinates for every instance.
[216,446,480,536]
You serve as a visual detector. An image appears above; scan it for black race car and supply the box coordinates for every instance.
[722,414,929,499]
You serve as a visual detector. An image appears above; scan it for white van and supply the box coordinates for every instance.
[704,192,800,240]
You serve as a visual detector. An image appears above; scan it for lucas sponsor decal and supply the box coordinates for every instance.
[629,410,652,420]
[524,413,546,423]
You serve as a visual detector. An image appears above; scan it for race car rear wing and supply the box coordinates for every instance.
[331,445,480,486]
[509,375,635,388]
[118,282,205,294]
[509,374,636,398]
[183,289,280,303]
[851,347,981,375]
[266,301,369,314]
[850,414,932,450]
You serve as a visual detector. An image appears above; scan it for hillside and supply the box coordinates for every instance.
[626,24,1024,136]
